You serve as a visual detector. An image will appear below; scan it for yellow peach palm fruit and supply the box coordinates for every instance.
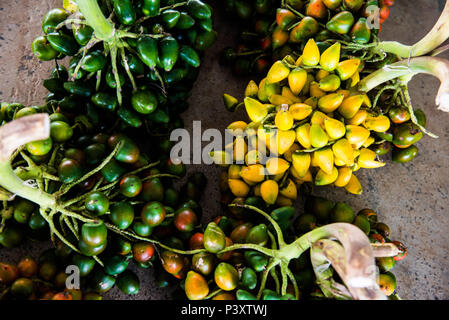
[269,94,294,105]
[267,60,290,84]
[309,82,326,98]
[228,164,242,179]
[279,179,298,200]
[281,87,302,103]
[245,80,259,98]
[260,180,279,205]
[310,123,329,148]
[289,103,313,121]
[362,136,375,148]
[336,58,360,80]
[275,130,296,155]
[275,106,294,131]
[283,143,301,162]
[239,164,266,183]
[313,147,334,175]
[347,109,368,125]
[334,167,353,187]
[244,97,268,123]
[318,74,341,92]
[228,179,250,197]
[265,157,290,175]
[288,67,308,95]
[223,93,239,111]
[324,117,346,140]
[345,125,370,148]
[332,139,355,166]
[338,94,365,119]
[310,110,327,128]
[363,114,391,132]
[357,148,386,169]
[227,120,248,132]
[317,93,345,113]
[319,42,341,72]
[296,123,312,149]
[315,166,339,186]
[258,78,280,102]
[245,149,263,166]
[276,195,293,207]
[344,174,362,195]
[315,69,330,81]
[302,39,320,66]
[292,151,311,178]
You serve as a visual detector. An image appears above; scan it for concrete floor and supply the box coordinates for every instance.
[0,0,448,300]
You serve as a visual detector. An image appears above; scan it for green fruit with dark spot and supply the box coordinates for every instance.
[392,145,418,163]
[392,123,423,146]
[85,191,109,216]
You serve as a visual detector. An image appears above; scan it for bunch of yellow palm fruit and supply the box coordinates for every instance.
[214,39,391,206]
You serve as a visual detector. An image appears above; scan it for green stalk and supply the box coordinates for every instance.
[75,0,115,41]
[358,56,449,112]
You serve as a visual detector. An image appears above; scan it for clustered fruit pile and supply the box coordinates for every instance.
[218,40,395,202]
[220,0,394,76]
[1,0,448,301]
[33,0,217,133]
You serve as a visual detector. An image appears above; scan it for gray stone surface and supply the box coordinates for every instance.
[0,0,448,300]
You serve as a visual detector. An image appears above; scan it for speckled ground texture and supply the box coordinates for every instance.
[0,0,448,300]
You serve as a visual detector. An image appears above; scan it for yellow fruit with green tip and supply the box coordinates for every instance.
[332,139,354,166]
[310,123,329,148]
[289,103,313,120]
[292,151,311,178]
[317,93,345,113]
[313,147,334,175]
[288,68,308,95]
[315,166,338,186]
[267,60,290,84]
[260,180,279,205]
[344,174,362,194]
[296,124,312,149]
[334,167,352,187]
[245,80,259,97]
[276,130,296,155]
[336,59,360,80]
[338,94,364,119]
[244,97,268,123]
[302,39,320,66]
[324,117,346,140]
[319,42,341,71]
